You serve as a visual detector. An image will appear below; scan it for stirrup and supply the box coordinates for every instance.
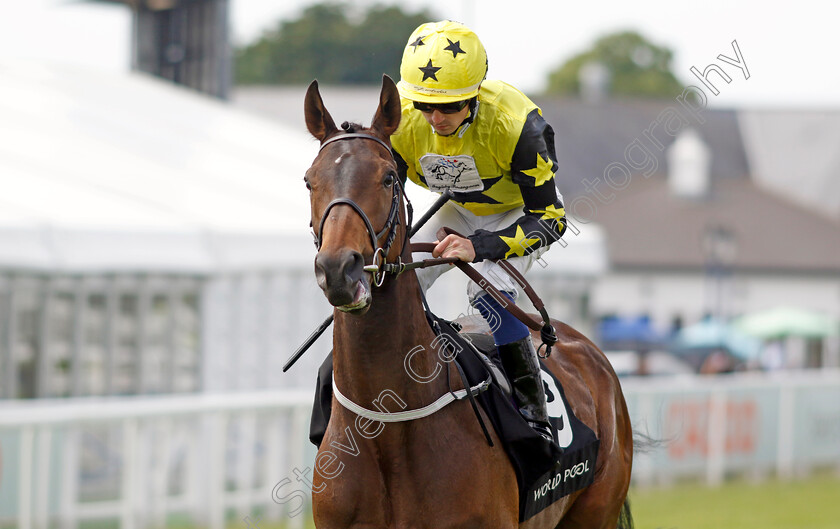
[530,421,554,443]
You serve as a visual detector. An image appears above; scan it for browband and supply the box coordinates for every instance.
[319,133,392,154]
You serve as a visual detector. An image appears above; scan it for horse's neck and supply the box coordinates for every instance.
[332,269,449,409]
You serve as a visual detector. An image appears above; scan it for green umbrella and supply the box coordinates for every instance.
[733,306,839,339]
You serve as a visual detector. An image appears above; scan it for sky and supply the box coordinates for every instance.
[1,0,839,109]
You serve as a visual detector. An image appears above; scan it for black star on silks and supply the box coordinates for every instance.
[418,59,441,81]
[444,39,465,58]
[409,35,425,52]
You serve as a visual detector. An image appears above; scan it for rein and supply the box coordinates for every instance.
[314,131,554,342]
[407,242,558,358]
[288,131,556,369]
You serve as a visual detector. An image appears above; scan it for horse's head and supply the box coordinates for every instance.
[304,75,404,314]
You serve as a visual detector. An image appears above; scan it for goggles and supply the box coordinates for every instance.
[412,99,470,114]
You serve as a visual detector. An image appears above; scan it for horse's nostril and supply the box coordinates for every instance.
[344,251,364,283]
[314,257,328,290]
[315,250,365,293]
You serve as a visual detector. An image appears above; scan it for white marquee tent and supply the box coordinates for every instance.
[0,59,319,273]
[0,60,334,398]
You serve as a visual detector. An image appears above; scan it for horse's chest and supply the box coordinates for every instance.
[315,438,515,528]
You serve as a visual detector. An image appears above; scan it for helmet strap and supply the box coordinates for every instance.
[455,98,479,138]
[462,97,479,125]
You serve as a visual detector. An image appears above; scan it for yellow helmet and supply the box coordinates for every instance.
[397,20,488,103]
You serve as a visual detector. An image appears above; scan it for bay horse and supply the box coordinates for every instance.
[303,75,633,529]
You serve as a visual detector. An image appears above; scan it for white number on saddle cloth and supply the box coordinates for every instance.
[540,368,574,448]
[419,154,484,193]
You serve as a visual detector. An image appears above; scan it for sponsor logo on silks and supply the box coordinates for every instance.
[540,367,573,448]
[523,440,599,520]
[419,154,483,193]
[533,459,591,502]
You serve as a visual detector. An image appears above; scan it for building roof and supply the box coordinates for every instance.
[0,60,320,273]
[234,85,384,135]
[589,175,840,273]
[738,109,840,220]
[531,97,751,198]
[531,97,840,273]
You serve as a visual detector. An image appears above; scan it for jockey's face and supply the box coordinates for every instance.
[417,103,470,136]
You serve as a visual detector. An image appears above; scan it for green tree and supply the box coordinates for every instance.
[546,31,684,98]
[235,3,435,85]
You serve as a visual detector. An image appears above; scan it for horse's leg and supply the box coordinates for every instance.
[555,460,632,529]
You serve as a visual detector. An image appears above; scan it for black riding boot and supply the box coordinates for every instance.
[499,337,554,442]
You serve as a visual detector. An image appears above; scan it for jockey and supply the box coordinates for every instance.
[391,20,566,442]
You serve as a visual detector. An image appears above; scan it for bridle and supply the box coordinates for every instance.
[312,132,412,287]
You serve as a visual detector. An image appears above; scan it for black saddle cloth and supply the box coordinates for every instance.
[309,314,599,521]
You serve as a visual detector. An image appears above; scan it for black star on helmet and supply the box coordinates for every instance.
[418,59,441,81]
[409,35,425,52]
[444,39,465,58]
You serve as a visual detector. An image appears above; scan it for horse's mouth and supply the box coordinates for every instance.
[336,278,371,314]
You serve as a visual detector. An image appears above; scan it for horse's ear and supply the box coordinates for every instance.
[304,79,338,142]
[371,74,401,138]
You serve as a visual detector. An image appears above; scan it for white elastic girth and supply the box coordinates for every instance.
[332,375,489,423]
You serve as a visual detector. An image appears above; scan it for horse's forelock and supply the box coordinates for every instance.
[340,121,367,134]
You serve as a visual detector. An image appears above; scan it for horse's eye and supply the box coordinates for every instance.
[304,178,312,191]
[383,173,395,188]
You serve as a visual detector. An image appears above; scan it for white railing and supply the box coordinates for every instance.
[0,391,314,529]
[621,368,840,486]
[2,370,840,528]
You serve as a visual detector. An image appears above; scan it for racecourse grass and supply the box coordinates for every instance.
[60,474,840,529]
[630,474,840,529]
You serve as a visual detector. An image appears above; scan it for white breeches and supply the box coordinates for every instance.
[411,201,548,303]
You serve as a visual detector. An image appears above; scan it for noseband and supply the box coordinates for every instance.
[313,133,411,287]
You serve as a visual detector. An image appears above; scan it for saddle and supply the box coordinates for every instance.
[309,311,600,522]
